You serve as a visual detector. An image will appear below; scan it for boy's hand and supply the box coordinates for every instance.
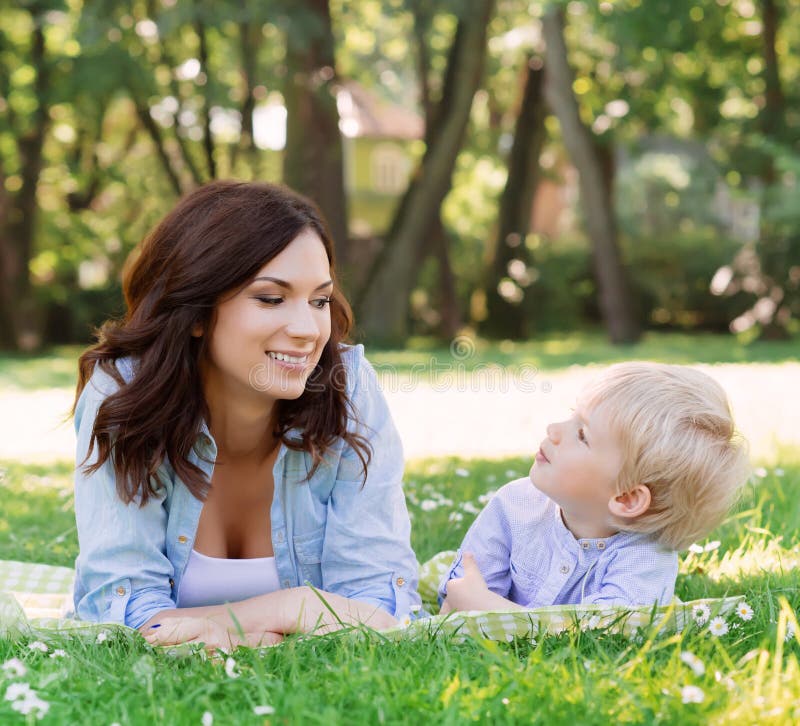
[440,552,524,615]
[440,552,494,614]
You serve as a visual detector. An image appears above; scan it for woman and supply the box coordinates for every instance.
[72,181,420,649]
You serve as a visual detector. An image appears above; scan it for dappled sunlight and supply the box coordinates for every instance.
[682,534,800,582]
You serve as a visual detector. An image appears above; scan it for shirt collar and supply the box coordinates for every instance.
[551,503,620,555]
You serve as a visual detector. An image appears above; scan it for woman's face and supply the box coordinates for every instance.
[202,228,333,404]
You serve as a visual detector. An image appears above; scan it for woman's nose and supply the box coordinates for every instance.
[284,303,319,340]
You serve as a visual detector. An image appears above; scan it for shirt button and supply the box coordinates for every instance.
[178,535,188,544]
[396,577,405,587]
[283,579,291,588]
[116,586,126,596]
[581,542,590,550]
[597,541,606,550]
[276,531,285,543]
[559,564,570,574]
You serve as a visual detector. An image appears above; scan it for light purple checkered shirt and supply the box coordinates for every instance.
[439,478,679,608]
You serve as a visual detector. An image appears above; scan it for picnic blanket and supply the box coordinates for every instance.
[0,553,743,644]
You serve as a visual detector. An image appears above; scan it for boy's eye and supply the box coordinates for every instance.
[578,427,588,444]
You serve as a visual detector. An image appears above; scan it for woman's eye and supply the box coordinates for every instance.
[311,297,331,309]
[255,296,283,306]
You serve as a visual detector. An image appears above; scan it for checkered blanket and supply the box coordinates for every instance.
[0,554,742,643]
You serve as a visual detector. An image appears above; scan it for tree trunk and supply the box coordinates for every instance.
[195,17,216,179]
[283,0,349,267]
[481,57,547,340]
[761,0,785,140]
[355,0,495,344]
[433,219,462,339]
[541,8,640,344]
[0,16,49,350]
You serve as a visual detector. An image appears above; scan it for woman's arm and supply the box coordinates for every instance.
[73,364,177,629]
[140,585,398,649]
[319,348,422,618]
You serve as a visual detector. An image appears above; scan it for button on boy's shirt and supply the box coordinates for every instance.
[438,478,679,608]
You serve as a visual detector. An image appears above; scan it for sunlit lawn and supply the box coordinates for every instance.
[1,334,799,723]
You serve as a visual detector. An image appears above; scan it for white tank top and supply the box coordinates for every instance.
[176,549,281,608]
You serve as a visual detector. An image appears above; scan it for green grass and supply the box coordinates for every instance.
[1,331,797,391]
[1,456,799,724]
[368,331,800,374]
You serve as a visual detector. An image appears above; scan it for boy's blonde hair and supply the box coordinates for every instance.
[579,362,749,551]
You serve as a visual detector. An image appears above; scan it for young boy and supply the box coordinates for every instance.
[439,362,749,613]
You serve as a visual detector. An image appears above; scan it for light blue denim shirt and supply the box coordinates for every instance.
[439,478,679,607]
[73,344,421,629]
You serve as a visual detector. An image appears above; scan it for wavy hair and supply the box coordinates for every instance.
[75,180,370,505]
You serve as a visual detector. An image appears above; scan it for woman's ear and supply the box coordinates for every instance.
[608,485,651,520]
[191,322,203,338]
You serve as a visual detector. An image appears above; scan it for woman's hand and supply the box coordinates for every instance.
[141,616,283,651]
[440,553,520,614]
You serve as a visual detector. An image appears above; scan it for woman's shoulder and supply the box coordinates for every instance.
[337,343,374,397]
[76,356,138,412]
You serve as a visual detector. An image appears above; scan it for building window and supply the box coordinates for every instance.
[371,143,410,194]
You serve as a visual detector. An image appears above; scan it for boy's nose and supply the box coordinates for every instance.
[546,421,562,443]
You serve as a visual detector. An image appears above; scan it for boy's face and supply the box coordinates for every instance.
[529,401,625,525]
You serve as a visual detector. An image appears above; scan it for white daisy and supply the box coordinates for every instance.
[1,658,27,677]
[5,682,34,702]
[692,604,711,625]
[688,543,704,554]
[224,657,240,679]
[736,602,754,621]
[455,468,470,478]
[253,705,275,716]
[448,511,464,523]
[708,616,729,637]
[680,651,705,677]
[786,621,796,642]
[419,499,438,511]
[96,630,110,644]
[681,685,705,704]
[27,641,48,653]
[49,649,67,659]
[201,711,213,726]
[11,693,50,719]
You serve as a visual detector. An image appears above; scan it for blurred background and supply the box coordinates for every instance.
[0,0,799,351]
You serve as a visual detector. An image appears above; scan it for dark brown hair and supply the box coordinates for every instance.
[75,180,370,505]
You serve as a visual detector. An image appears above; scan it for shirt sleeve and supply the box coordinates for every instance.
[72,365,176,630]
[320,347,422,619]
[437,489,513,604]
[581,543,679,607]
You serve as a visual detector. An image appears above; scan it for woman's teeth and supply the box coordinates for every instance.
[268,352,308,364]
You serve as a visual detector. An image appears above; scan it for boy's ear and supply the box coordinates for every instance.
[608,485,651,520]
